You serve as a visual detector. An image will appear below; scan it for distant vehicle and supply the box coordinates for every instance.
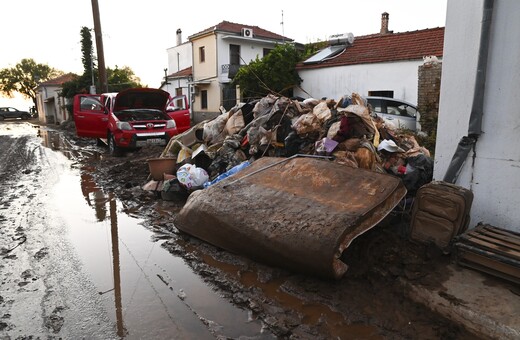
[166,94,191,133]
[73,88,179,156]
[365,96,421,132]
[0,107,32,120]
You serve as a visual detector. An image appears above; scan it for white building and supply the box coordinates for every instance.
[434,0,520,232]
[294,14,444,105]
[162,29,193,99]
[35,73,77,125]
[187,21,291,123]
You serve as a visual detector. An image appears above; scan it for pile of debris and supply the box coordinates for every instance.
[154,92,433,196]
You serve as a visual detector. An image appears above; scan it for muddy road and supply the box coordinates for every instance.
[0,121,477,339]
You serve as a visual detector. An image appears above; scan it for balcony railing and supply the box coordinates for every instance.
[221,64,242,79]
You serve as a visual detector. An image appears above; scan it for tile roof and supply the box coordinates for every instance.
[168,66,192,78]
[189,20,292,42]
[39,73,78,86]
[297,27,444,70]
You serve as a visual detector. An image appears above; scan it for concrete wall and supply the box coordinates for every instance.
[191,34,220,119]
[294,60,424,104]
[166,42,192,75]
[434,0,520,231]
[192,35,218,82]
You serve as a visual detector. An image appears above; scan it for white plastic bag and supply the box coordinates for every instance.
[176,164,209,190]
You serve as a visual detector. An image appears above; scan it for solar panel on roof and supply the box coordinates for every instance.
[303,45,346,64]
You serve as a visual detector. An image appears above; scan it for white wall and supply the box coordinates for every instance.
[434,0,520,231]
[166,42,192,76]
[294,60,423,104]
[216,35,278,83]
[35,85,69,124]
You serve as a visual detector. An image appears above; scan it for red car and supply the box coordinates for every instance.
[73,88,181,155]
[166,94,191,133]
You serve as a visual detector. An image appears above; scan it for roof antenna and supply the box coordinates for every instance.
[280,10,285,42]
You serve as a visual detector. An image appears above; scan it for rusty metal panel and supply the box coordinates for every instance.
[174,157,407,279]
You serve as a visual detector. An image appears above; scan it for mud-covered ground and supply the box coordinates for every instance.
[59,121,479,339]
[1,120,479,339]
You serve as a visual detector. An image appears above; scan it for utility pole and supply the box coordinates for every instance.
[91,0,108,93]
[281,10,285,42]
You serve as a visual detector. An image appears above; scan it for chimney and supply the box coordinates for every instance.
[176,28,182,46]
[380,12,390,34]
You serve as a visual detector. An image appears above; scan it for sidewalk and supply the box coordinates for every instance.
[403,264,520,339]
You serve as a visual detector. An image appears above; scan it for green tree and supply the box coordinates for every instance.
[81,26,96,89]
[107,65,142,92]
[0,58,63,109]
[61,27,142,114]
[232,43,303,100]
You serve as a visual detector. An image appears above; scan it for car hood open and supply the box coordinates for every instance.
[113,88,170,112]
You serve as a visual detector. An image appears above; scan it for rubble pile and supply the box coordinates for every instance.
[155,93,433,196]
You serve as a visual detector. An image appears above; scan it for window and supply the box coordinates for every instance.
[230,44,240,65]
[199,46,205,63]
[366,98,382,113]
[263,48,273,57]
[386,100,417,118]
[201,90,208,109]
[368,90,393,98]
[80,96,102,111]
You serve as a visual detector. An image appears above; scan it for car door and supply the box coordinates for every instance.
[73,94,109,138]
[166,95,191,133]
[6,107,19,119]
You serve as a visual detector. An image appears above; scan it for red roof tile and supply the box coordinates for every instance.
[297,27,444,70]
[168,66,192,78]
[39,73,78,86]
[189,20,292,42]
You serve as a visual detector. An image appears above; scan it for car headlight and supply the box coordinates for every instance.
[166,119,177,129]
[116,121,132,130]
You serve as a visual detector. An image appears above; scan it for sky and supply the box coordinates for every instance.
[1,0,447,110]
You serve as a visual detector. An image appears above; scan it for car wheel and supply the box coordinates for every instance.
[107,133,123,157]
[21,114,30,120]
[96,138,106,147]
[0,115,4,121]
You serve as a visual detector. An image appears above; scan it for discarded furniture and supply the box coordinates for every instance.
[174,156,407,279]
[455,223,520,285]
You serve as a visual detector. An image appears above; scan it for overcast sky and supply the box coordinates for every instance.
[1,0,447,109]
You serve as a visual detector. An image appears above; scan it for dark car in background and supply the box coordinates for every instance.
[0,107,32,120]
[365,96,421,132]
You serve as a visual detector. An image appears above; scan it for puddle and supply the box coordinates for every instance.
[49,166,273,339]
[38,126,381,339]
[33,128,272,338]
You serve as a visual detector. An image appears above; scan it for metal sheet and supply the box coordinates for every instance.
[174,157,407,279]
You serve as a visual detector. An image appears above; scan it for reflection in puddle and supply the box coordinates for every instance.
[50,164,272,339]
[40,129,379,339]
[39,128,101,162]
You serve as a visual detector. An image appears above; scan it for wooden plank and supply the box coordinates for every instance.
[470,233,520,253]
[457,249,520,285]
[481,225,520,239]
[478,226,520,246]
[460,236,520,259]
